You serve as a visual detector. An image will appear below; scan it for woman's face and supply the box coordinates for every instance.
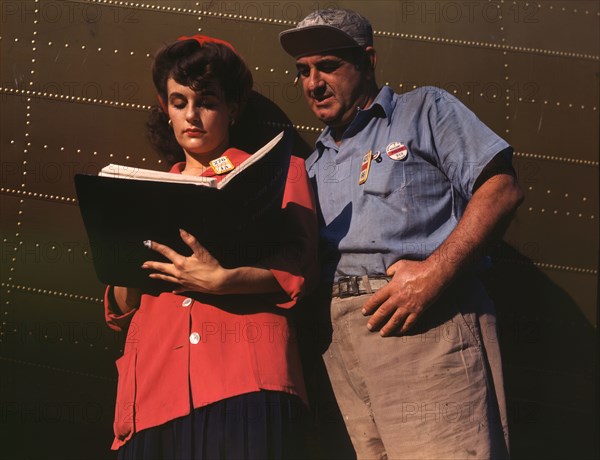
[166,77,236,162]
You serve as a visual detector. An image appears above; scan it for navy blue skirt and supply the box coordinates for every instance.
[117,391,309,460]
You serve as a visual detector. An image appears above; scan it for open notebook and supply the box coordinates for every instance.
[74,131,292,291]
[97,131,285,188]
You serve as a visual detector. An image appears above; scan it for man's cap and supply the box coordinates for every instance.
[279,9,373,58]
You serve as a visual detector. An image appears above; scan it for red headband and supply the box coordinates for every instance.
[157,35,238,113]
[177,34,238,53]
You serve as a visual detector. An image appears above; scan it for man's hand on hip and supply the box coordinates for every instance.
[361,259,441,337]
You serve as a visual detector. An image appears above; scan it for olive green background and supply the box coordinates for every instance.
[0,1,597,458]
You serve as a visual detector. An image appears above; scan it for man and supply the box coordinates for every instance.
[279,8,523,460]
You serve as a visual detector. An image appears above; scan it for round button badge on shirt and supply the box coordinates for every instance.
[189,332,201,344]
[182,297,193,307]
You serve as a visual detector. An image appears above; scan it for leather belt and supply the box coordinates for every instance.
[331,275,392,298]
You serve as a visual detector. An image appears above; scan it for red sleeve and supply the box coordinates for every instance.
[104,285,137,332]
[264,156,319,309]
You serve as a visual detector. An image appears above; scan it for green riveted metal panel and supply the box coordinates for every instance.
[0,1,597,458]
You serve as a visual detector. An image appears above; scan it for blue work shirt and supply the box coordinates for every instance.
[305,86,512,282]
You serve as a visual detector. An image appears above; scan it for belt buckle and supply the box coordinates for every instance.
[338,276,359,298]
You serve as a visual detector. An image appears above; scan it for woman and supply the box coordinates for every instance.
[104,35,318,459]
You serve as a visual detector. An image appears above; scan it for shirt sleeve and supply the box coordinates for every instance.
[262,156,319,309]
[427,88,513,199]
[104,285,137,332]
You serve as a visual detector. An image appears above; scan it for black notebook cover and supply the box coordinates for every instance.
[74,131,292,290]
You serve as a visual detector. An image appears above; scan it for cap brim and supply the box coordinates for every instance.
[279,25,360,58]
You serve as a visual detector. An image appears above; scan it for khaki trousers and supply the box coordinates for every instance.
[323,283,509,460]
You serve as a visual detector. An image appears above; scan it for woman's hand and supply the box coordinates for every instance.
[142,229,228,294]
[143,229,283,296]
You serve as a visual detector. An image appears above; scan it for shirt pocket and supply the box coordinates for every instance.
[113,349,137,443]
[320,160,352,185]
[362,157,408,198]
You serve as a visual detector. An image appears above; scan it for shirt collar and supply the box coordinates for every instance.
[314,85,395,155]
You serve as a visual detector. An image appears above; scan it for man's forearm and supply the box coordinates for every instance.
[424,172,524,290]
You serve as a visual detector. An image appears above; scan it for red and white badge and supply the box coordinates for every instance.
[358,150,373,185]
[386,142,408,161]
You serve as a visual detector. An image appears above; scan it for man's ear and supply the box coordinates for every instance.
[364,46,377,72]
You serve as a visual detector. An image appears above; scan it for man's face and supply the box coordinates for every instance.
[295,49,368,129]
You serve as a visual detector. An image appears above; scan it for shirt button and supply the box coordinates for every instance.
[189,332,200,345]
[182,298,193,307]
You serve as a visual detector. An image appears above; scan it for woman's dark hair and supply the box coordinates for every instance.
[147,39,253,164]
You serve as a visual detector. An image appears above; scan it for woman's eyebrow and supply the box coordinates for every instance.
[168,92,186,100]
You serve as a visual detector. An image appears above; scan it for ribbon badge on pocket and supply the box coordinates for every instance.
[358,150,373,185]
[386,142,408,161]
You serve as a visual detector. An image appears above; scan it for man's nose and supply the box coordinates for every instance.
[306,68,325,92]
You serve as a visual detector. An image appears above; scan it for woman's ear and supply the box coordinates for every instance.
[228,103,240,123]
